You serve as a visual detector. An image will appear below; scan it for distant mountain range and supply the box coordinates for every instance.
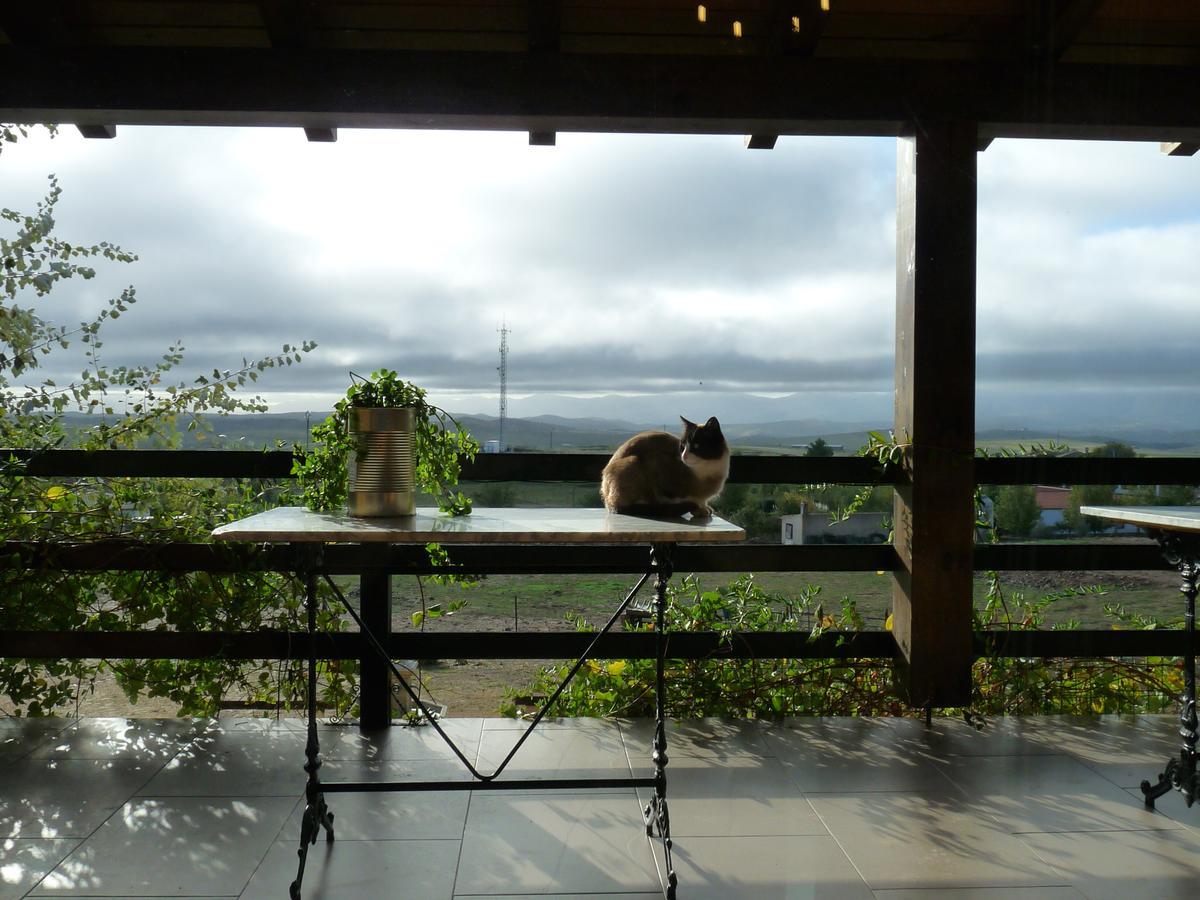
[54,388,1200,454]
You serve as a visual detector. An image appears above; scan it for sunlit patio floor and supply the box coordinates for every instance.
[2,713,1199,899]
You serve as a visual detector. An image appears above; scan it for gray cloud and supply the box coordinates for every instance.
[473,135,896,290]
[3,128,1198,429]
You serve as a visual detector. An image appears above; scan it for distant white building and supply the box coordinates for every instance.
[483,440,505,454]
[780,503,889,545]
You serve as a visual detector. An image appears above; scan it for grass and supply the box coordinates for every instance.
[389,566,1184,633]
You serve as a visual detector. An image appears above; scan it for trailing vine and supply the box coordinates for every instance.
[1,153,355,718]
[292,368,478,516]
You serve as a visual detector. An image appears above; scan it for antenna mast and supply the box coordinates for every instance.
[497,321,510,451]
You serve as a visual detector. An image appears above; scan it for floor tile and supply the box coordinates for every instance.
[454,792,659,895]
[30,796,297,896]
[934,754,1180,833]
[632,755,827,837]
[210,717,298,734]
[27,718,208,762]
[620,717,772,760]
[809,793,1068,891]
[765,721,958,794]
[482,716,621,733]
[1021,828,1200,900]
[284,766,470,840]
[136,730,307,797]
[873,889,1086,899]
[475,723,632,784]
[0,838,78,900]
[318,756,475,785]
[0,759,160,839]
[667,834,873,899]
[1028,714,1182,788]
[1121,785,1200,827]
[243,838,460,900]
[881,716,1061,760]
[0,718,76,762]
[317,717,483,762]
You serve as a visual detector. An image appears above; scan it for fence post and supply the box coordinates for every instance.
[358,572,392,728]
[892,120,978,707]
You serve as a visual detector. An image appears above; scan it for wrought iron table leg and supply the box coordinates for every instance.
[642,543,677,900]
[291,549,334,900]
[1141,536,1198,809]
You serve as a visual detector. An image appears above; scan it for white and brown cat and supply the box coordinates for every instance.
[600,416,730,519]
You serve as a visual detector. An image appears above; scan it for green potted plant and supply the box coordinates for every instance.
[294,369,478,516]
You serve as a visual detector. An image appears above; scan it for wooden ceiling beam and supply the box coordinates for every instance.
[3,48,1200,142]
[770,0,830,59]
[744,134,778,149]
[258,4,329,140]
[0,3,81,46]
[76,123,116,139]
[1161,141,1199,157]
[529,0,561,54]
[256,0,321,49]
[1051,0,1105,60]
[528,1,561,145]
[749,1,833,148]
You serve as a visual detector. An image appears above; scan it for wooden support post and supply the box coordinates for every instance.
[358,571,392,728]
[892,121,977,707]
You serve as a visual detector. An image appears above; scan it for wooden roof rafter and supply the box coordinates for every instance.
[0,1,119,140]
[0,1,1197,144]
[746,0,832,150]
[256,0,337,141]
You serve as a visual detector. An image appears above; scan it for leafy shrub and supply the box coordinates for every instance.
[1,166,352,717]
[504,575,898,719]
[506,571,1185,720]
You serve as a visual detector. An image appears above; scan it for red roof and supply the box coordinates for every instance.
[1035,486,1071,510]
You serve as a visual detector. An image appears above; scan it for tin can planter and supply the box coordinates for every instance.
[347,407,416,516]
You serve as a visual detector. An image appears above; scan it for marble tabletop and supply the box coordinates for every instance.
[212,506,746,544]
[1080,505,1200,534]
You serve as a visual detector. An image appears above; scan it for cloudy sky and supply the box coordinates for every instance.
[2,126,1197,428]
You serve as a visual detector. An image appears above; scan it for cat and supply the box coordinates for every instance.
[600,416,730,519]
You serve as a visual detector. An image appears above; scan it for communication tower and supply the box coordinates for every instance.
[497,321,510,451]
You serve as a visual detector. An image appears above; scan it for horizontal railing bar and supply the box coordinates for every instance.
[974,629,1200,657]
[975,456,1200,486]
[3,628,1196,661]
[1,541,1169,573]
[975,542,1170,571]
[0,540,299,573]
[3,448,297,479]
[462,453,894,484]
[0,541,899,574]
[0,629,894,660]
[6,448,1196,486]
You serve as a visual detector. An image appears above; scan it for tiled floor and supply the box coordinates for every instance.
[1,714,1198,898]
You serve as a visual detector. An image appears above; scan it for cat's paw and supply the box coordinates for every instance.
[689,503,713,521]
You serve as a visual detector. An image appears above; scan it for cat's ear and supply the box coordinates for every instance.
[679,416,696,430]
[705,416,721,429]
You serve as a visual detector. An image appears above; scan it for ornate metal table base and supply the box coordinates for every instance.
[1140,530,1198,809]
[289,543,679,900]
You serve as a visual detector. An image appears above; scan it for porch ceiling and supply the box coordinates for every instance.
[2,1,1200,142]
